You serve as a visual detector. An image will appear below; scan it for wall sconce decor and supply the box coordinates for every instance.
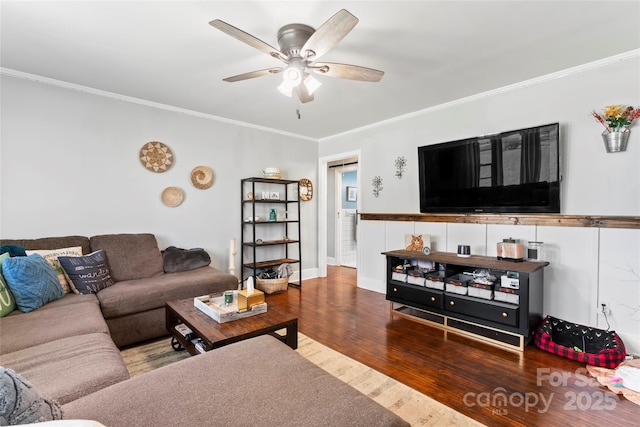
[395,156,407,178]
[372,176,383,197]
[592,105,640,153]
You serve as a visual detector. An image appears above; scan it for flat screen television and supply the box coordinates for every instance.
[418,123,560,214]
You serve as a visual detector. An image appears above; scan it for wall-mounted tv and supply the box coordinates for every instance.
[418,123,560,214]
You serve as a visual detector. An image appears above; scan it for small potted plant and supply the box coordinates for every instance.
[592,105,640,152]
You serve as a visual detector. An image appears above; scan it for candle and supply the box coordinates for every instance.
[229,238,237,277]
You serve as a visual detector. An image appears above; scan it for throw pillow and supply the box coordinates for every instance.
[58,250,114,294]
[0,252,17,317]
[2,254,64,312]
[0,367,63,424]
[0,244,27,257]
[26,246,83,294]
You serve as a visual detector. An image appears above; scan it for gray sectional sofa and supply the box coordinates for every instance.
[0,233,409,426]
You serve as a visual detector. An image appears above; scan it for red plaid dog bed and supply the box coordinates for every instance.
[534,316,626,368]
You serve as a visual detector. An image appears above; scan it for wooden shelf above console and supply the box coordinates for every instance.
[383,250,548,273]
[361,213,640,229]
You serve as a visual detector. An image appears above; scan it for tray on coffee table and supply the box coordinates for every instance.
[166,297,298,355]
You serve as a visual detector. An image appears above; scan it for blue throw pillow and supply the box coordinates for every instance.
[2,254,63,312]
[58,250,114,294]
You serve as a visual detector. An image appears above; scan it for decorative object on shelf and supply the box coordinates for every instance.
[404,234,431,253]
[592,105,640,153]
[269,208,277,222]
[140,141,174,172]
[299,178,313,201]
[346,186,357,202]
[261,167,282,179]
[395,156,407,178]
[527,241,544,262]
[496,238,523,262]
[422,246,431,255]
[456,245,471,257]
[161,186,184,207]
[372,176,383,197]
[190,166,214,189]
[246,192,253,200]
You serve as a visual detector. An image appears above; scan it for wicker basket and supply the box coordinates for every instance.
[256,277,289,294]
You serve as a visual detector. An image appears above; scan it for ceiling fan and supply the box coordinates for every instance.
[209,9,384,104]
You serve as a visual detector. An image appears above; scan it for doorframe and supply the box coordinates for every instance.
[318,150,361,278]
[334,163,358,267]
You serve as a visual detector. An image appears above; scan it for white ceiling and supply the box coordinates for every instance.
[2,1,639,140]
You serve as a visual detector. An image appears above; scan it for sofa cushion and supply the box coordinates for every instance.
[90,234,164,282]
[0,300,109,355]
[0,333,129,405]
[0,252,17,317]
[96,266,237,318]
[59,250,114,294]
[0,367,63,424]
[63,335,409,427]
[0,236,90,256]
[2,254,63,312]
[26,246,83,294]
[32,292,100,311]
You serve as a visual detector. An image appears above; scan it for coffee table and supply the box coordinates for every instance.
[166,297,298,355]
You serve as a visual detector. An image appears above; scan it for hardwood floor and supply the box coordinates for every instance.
[267,266,637,427]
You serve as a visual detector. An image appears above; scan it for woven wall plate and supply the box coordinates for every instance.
[140,141,174,173]
[190,166,214,189]
[161,186,184,207]
[299,178,313,201]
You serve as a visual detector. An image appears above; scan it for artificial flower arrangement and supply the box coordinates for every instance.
[592,105,640,133]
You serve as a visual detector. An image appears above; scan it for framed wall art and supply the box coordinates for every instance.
[346,186,357,202]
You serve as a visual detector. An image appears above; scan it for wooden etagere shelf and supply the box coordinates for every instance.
[361,213,640,229]
[241,177,301,289]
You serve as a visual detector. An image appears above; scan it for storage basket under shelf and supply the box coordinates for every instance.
[256,277,289,294]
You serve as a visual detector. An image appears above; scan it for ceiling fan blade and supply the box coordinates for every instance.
[296,84,314,104]
[312,62,384,82]
[209,19,287,62]
[301,9,358,61]
[223,67,283,82]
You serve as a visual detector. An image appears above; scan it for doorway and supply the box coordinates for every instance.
[335,164,357,267]
[318,151,360,278]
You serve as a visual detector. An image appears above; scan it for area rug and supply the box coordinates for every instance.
[121,334,484,427]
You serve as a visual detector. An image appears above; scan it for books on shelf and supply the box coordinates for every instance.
[190,337,206,354]
[194,292,267,323]
[174,323,194,341]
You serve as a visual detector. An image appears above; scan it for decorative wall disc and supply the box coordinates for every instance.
[299,178,313,201]
[161,186,184,207]
[140,141,174,173]
[190,166,214,189]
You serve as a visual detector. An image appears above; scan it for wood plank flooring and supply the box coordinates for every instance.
[266,266,637,427]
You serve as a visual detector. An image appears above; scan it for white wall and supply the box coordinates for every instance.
[0,75,319,279]
[320,54,640,355]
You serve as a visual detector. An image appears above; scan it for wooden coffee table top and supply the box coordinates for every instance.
[166,297,298,352]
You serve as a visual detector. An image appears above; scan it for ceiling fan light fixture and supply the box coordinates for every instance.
[303,74,322,95]
[282,63,303,86]
[277,80,294,97]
